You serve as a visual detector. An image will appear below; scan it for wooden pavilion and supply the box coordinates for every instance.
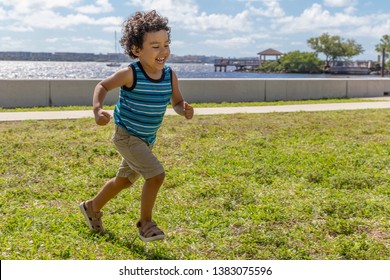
[257,48,283,65]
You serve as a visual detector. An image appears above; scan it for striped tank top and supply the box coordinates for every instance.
[114,61,172,144]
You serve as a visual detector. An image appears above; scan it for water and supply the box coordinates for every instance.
[0,60,384,79]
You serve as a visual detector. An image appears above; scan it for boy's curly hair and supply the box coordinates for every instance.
[120,10,171,59]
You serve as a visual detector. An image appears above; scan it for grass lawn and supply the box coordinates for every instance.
[1,109,390,260]
[0,97,382,112]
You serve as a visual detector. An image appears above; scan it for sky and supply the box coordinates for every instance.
[0,0,389,60]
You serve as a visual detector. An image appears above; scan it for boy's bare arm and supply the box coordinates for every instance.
[92,67,134,125]
[171,71,194,119]
[93,84,112,125]
[173,101,194,119]
[93,83,108,112]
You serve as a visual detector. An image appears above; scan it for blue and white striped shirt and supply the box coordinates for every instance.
[114,61,172,144]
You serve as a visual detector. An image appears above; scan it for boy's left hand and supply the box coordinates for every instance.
[183,102,194,119]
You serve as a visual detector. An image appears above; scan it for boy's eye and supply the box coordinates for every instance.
[151,45,169,49]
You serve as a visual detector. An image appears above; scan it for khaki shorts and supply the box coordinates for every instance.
[112,125,164,183]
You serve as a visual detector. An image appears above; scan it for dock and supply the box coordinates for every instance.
[214,58,260,72]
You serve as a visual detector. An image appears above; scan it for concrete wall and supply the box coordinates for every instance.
[265,79,347,101]
[1,78,390,108]
[179,79,266,103]
[0,80,50,108]
[346,79,390,98]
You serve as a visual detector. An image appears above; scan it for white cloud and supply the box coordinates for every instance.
[39,35,112,53]
[46,37,59,43]
[0,23,33,32]
[274,3,367,34]
[94,16,122,26]
[71,36,111,46]
[290,41,305,46]
[127,0,252,33]
[247,0,285,18]
[205,36,255,49]
[186,10,252,33]
[76,0,113,14]
[0,0,81,14]
[0,6,6,17]
[0,0,120,31]
[21,11,92,29]
[346,15,390,38]
[323,0,357,14]
[102,26,121,33]
[2,12,121,31]
[323,0,356,8]
[0,36,25,49]
[171,40,185,48]
[127,0,198,20]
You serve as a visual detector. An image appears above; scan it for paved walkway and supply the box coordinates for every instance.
[1,98,390,122]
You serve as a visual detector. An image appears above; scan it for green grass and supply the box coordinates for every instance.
[0,97,381,112]
[1,109,390,260]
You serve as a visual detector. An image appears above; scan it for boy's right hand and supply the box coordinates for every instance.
[94,109,112,126]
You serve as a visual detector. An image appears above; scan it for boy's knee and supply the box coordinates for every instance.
[155,172,165,183]
[114,176,132,189]
[148,172,165,185]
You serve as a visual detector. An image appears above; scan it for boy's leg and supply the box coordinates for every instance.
[112,126,166,240]
[137,172,166,242]
[80,176,131,232]
[139,172,165,224]
[89,176,132,212]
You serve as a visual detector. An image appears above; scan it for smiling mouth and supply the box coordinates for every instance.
[156,57,165,63]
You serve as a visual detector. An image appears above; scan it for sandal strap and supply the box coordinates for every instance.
[80,201,104,232]
[91,211,103,219]
[90,213,103,230]
[138,221,164,238]
[85,201,103,219]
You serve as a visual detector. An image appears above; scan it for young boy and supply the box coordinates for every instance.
[80,10,194,242]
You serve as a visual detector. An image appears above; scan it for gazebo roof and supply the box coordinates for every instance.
[257,48,283,56]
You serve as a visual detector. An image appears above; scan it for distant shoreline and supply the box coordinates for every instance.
[235,68,390,77]
[1,60,389,79]
[0,51,221,64]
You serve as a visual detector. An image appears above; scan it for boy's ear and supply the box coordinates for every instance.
[131,46,141,57]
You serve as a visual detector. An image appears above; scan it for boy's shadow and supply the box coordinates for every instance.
[102,230,175,260]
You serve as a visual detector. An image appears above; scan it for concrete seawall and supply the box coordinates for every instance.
[1,78,390,108]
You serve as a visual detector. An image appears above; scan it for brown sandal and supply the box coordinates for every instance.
[79,201,105,233]
[137,221,165,242]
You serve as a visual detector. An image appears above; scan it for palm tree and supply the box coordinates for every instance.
[375,34,390,60]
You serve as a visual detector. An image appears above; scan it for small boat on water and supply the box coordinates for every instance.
[106,62,121,67]
[327,60,374,75]
[107,31,121,67]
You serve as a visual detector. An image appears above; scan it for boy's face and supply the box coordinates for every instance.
[133,30,170,72]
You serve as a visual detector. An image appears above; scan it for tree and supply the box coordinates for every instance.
[258,60,284,73]
[307,33,335,63]
[307,33,364,64]
[279,51,323,73]
[342,39,364,60]
[258,51,323,73]
[375,34,390,60]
